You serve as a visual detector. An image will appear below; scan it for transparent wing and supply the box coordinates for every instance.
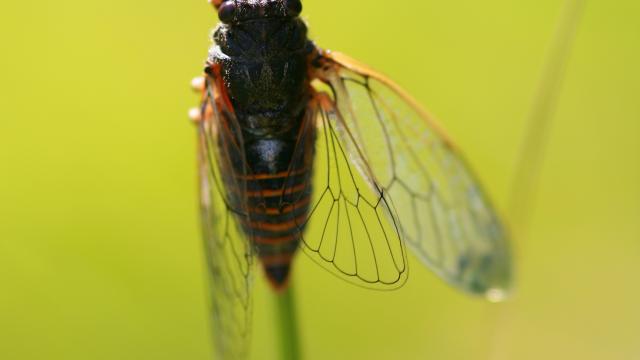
[306,51,511,298]
[197,69,254,359]
[296,98,408,289]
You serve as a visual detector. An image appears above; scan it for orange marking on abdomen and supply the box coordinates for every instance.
[237,167,309,180]
[253,234,299,245]
[244,214,307,232]
[248,196,311,215]
[246,183,307,198]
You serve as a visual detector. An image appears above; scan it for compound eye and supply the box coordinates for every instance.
[285,0,302,17]
[217,1,236,23]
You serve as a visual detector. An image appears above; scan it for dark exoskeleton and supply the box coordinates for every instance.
[207,0,315,288]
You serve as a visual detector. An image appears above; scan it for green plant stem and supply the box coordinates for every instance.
[509,0,586,234]
[275,285,301,360]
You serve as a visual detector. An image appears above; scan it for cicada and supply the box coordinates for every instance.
[190,0,511,358]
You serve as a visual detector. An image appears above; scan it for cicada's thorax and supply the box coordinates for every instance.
[208,0,315,288]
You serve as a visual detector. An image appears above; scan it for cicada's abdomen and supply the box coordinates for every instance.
[241,125,314,288]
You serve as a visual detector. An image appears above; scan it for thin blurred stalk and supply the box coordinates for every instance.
[491,3,587,357]
[509,0,586,235]
[275,285,302,360]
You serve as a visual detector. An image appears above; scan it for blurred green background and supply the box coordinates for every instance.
[1,0,639,359]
